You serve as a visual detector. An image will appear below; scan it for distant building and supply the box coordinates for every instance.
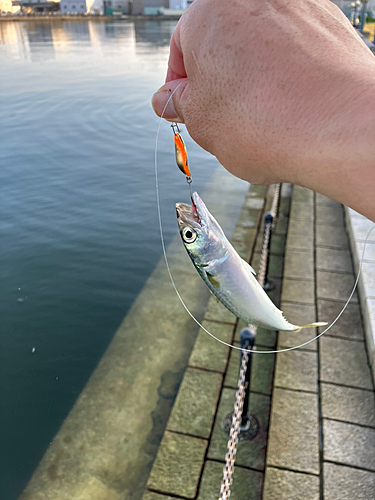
[0,0,19,12]
[60,0,87,13]
[141,0,194,15]
[102,0,130,14]
[169,0,193,9]
[95,0,193,15]
[11,0,59,13]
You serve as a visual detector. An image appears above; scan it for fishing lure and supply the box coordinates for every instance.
[172,123,191,178]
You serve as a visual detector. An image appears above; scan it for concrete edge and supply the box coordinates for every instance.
[345,206,375,381]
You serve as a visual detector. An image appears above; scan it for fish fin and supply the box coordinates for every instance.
[209,289,220,303]
[240,257,256,275]
[206,272,220,289]
[293,322,328,333]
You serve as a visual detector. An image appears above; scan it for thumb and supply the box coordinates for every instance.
[151,78,188,123]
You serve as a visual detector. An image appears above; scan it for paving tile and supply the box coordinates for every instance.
[189,320,233,373]
[316,247,353,273]
[347,207,368,220]
[364,298,375,380]
[286,231,314,252]
[167,368,222,438]
[264,277,282,308]
[321,383,375,427]
[362,261,375,297]
[204,296,237,325]
[290,200,314,221]
[197,460,263,500]
[253,327,277,348]
[278,303,317,351]
[281,182,293,198]
[281,278,315,305]
[266,388,319,474]
[292,186,314,204]
[231,226,257,254]
[224,347,275,395]
[208,388,271,471]
[147,431,207,498]
[350,217,375,242]
[277,200,291,221]
[234,319,277,348]
[316,270,358,303]
[142,493,176,500]
[254,232,264,254]
[316,193,341,207]
[274,350,318,392]
[354,239,375,263]
[317,300,364,340]
[283,249,314,280]
[255,233,286,255]
[324,462,375,500]
[270,233,286,254]
[320,337,373,389]
[316,204,344,226]
[251,252,284,278]
[323,419,375,471]
[316,224,349,249]
[287,218,314,236]
[263,467,319,500]
[274,213,289,235]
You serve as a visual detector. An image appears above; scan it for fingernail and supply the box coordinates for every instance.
[152,89,179,120]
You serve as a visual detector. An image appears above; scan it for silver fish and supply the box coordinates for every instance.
[176,192,327,332]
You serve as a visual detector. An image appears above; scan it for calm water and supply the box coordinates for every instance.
[0,19,225,500]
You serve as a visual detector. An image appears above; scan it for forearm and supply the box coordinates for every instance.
[283,73,375,221]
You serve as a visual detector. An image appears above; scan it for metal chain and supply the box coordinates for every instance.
[258,183,280,287]
[218,183,281,500]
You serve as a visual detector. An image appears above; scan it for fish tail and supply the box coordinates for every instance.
[293,322,328,333]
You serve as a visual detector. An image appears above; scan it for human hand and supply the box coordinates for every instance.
[152,0,375,219]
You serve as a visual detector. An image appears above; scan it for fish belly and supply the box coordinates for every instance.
[210,258,296,331]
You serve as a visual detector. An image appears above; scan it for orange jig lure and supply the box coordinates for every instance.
[172,124,191,178]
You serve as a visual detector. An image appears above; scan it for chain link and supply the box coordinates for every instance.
[218,183,281,500]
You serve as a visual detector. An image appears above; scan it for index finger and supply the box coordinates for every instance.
[165,30,187,83]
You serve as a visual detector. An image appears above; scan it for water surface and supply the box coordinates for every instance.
[0,19,245,499]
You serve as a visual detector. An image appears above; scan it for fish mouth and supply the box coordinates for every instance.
[176,192,200,215]
[176,193,201,227]
[175,202,192,218]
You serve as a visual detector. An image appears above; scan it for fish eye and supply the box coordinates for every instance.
[182,226,197,244]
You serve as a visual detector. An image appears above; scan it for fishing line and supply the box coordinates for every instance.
[155,87,375,354]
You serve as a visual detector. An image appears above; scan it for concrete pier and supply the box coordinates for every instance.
[144,185,375,500]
